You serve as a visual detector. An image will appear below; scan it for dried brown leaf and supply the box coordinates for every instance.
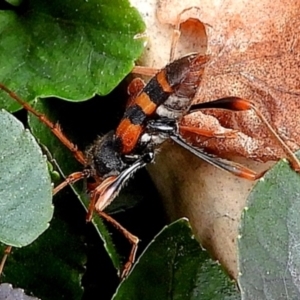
[182,0,300,161]
[131,0,300,279]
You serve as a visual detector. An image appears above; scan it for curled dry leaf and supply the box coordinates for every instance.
[131,0,300,279]
[158,0,300,161]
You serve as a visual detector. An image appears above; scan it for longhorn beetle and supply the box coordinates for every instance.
[1,13,300,279]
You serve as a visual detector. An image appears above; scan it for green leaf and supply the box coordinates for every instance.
[114,219,240,300]
[0,110,53,247]
[0,191,86,300]
[238,153,300,299]
[0,0,146,111]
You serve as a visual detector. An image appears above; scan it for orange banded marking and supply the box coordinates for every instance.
[134,93,157,115]
[116,119,143,154]
[134,69,174,116]
[156,69,173,93]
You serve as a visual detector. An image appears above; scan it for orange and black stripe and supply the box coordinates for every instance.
[116,69,175,154]
[115,54,201,154]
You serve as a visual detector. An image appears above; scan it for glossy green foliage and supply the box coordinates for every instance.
[0,0,146,111]
[114,219,240,300]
